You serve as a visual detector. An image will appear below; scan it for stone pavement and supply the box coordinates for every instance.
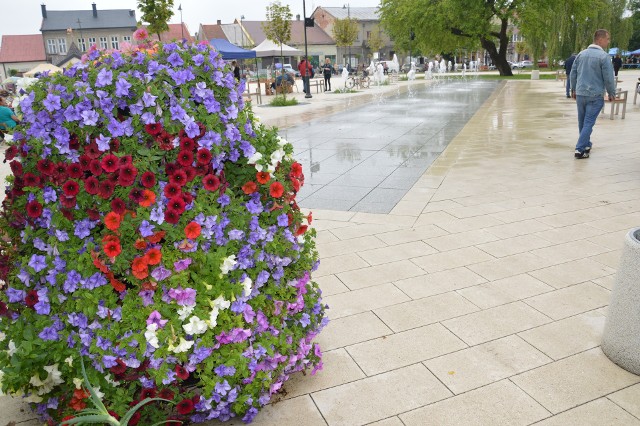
[2,72,640,424]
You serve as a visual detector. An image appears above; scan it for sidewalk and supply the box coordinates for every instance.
[3,72,640,425]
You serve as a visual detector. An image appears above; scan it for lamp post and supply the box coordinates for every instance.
[303,0,312,98]
[343,3,351,71]
[178,4,184,39]
[240,15,245,48]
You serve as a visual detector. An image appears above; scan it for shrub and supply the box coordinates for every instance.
[0,39,326,424]
[269,96,299,107]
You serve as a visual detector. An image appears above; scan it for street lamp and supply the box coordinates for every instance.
[178,4,184,39]
[303,0,312,98]
[240,15,245,48]
[343,3,351,71]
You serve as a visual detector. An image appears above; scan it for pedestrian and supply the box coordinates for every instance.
[612,53,623,77]
[298,57,312,95]
[569,29,616,159]
[564,52,577,98]
[232,60,240,81]
[322,58,332,91]
[0,96,20,142]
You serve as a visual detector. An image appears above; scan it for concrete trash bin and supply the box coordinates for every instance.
[602,227,640,375]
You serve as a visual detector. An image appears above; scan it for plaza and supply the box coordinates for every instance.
[2,72,640,424]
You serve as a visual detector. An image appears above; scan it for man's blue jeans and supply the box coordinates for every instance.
[566,78,571,97]
[575,95,604,153]
[302,76,310,95]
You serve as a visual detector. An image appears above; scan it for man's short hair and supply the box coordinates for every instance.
[594,29,609,42]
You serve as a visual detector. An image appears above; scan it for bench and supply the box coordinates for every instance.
[603,89,628,120]
[308,78,323,93]
[556,70,567,85]
[635,79,640,105]
[242,87,262,105]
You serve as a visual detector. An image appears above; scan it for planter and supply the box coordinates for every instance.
[531,70,540,80]
[602,227,640,375]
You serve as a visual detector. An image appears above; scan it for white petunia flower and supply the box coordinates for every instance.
[144,323,159,349]
[247,151,262,164]
[24,393,43,403]
[65,356,74,367]
[211,295,231,310]
[73,378,83,389]
[270,149,285,165]
[7,340,17,356]
[43,364,64,387]
[208,307,220,328]
[220,254,237,275]
[242,276,253,297]
[29,375,45,388]
[0,371,4,396]
[277,136,287,147]
[104,374,119,387]
[266,164,276,174]
[177,305,195,321]
[0,332,5,342]
[254,163,264,172]
[170,337,194,354]
[183,316,208,335]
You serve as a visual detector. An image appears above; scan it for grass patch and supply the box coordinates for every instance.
[333,88,357,94]
[269,96,299,106]
[478,72,558,80]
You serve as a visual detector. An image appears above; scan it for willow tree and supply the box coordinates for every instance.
[333,17,359,68]
[262,1,292,97]
[137,0,174,40]
[367,26,385,61]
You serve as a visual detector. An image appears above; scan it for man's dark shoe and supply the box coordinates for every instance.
[585,146,591,153]
[575,150,589,159]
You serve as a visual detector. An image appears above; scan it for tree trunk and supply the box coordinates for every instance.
[479,17,513,76]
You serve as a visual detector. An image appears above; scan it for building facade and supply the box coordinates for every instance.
[0,34,46,81]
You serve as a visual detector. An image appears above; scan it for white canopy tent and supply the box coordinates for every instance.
[252,39,302,57]
[24,63,62,77]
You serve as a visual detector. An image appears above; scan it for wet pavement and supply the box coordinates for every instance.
[279,79,500,213]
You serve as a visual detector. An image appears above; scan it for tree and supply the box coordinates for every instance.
[137,0,174,41]
[379,0,559,76]
[333,17,359,67]
[262,1,293,99]
[367,26,385,60]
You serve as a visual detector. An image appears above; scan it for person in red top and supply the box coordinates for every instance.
[298,58,312,96]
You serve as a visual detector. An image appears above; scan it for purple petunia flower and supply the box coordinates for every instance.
[95,68,113,87]
[115,78,131,97]
[166,51,184,67]
[38,326,59,341]
[151,265,171,281]
[95,134,111,152]
[141,92,157,107]
[139,220,155,237]
[28,254,47,272]
[43,94,61,112]
[80,110,100,126]
[173,258,192,272]
[6,287,26,303]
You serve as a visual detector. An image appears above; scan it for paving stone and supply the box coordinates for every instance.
[533,398,640,426]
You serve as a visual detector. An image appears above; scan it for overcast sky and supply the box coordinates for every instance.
[1,0,379,37]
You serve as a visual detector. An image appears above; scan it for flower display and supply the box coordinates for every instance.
[0,39,326,424]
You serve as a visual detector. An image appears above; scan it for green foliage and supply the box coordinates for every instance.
[332,88,357,93]
[269,95,299,106]
[367,26,385,57]
[8,69,18,76]
[137,0,175,40]
[262,1,293,101]
[332,18,359,48]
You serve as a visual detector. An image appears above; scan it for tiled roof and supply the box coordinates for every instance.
[200,25,228,41]
[241,20,333,46]
[0,34,46,63]
[319,7,380,21]
[41,9,137,31]
[147,23,194,43]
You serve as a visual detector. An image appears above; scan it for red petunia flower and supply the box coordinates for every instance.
[69,134,80,150]
[177,150,194,167]
[26,201,43,218]
[36,158,54,175]
[182,192,193,205]
[110,358,127,375]
[176,398,194,415]
[184,221,201,239]
[174,365,189,380]
[291,178,301,192]
[140,171,156,188]
[165,162,178,176]
[164,209,180,224]
[62,180,80,196]
[84,176,100,195]
[85,141,101,159]
[9,160,23,176]
[139,189,156,207]
[111,198,126,215]
[131,256,149,279]
[167,196,186,213]
[169,169,187,187]
[78,154,92,171]
[117,154,131,166]
[104,211,122,231]
[60,195,77,208]
[242,181,257,194]
[4,145,18,161]
[145,122,163,136]
[290,161,303,178]
[98,180,115,199]
[25,290,39,307]
[86,209,100,221]
[158,388,175,401]
[295,225,308,236]
[101,154,119,173]
[144,248,162,265]
[202,174,220,191]
[194,163,209,176]
[140,388,156,399]
[67,162,83,179]
[89,160,103,177]
[163,182,181,198]
[147,231,166,243]
[269,182,284,198]
[179,137,195,151]
[307,212,313,224]
[103,239,122,258]
[184,166,196,183]
[196,148,212,165]
[23,173,40,188]
[129,187,144,203]
[119,164,138,183]
[256,171,270,184]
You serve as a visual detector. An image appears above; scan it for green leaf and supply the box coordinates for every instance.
[120,397,174,423]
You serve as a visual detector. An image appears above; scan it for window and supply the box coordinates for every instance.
[47,39,57,54]
[99,37,108,49]
[111,36,119,50]
[77,38,86,52]
[57,38,67,54]
[88,37,96,49]
[122,36,131,44]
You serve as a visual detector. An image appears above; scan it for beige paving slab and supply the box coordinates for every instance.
[315,274,349,296]
[315,311,393,351]
[488,205,551,224]
[475,234,554,258]
[322,283,410,319]
[330,223,404,240]
[457,273,554,309]
[423,228,500,252]
[588,212,640,232]
[399,380,550,426]
[592,274,616,291]
[389,200,429,216]
[434,214,505,233]
[589,249,622,269]
[336,260,426,290]
[357,241,436,266]
[375,224,448,246]
[313,209,357,222]
[442,301,551,346]
[312,364,451,426]
[243,395,327,426]
[0,396,39,424]
[317,235,387,259]
[349,212,416,227]
[533,398,640,426]
[530,240,610,264]
[365,417,404,426]
[528,258,615,289]
[468,252,557,281]
[518,310,606,360]
[315,252,370,277]
[536,209,604,228]
[411,246,495,273]
[395,267,487,300]
[533,223,606,244]
[425,335,551,394]
[412,210,458,228]
[511,348,640,414]
[375,291,479,332]
[608,383,640,419]
[485,219,554,239]
[346,323,466,376]
[315,229,340,244]
[587,230,629,250]
[283,348,365,399]
[312,219,353,232]
[524,282,610,320]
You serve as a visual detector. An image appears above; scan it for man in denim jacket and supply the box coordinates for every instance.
[569,29,616,159]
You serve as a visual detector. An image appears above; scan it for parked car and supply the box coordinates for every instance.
[537,61,548,68]
[401,62,426,73]
[512,60,533,69]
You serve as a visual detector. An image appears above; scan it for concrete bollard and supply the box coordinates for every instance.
[602,227,640,375]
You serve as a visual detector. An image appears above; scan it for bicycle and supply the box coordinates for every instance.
[345,72,371,89]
